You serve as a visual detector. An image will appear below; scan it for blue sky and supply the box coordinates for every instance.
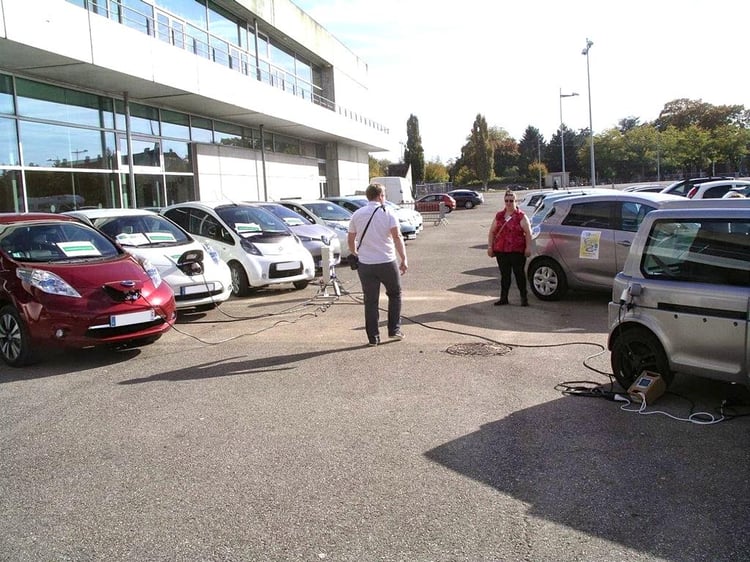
[293,0,749,164]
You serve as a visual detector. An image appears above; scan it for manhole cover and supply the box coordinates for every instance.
[445,342,512,356]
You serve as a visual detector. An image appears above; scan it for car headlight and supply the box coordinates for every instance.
[17,268,82,298]
[320,235,331,245]
[296,234,314,242]
[240,238,262,256]
[203,242,221,265]
[138,257,163,288]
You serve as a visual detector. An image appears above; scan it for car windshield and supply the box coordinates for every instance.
[305,202,352,221]
[0,221,120,262]
[260,204,308,226]
[94,214,191,247]
[216,205,290,236]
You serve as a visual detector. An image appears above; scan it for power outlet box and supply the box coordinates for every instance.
[627,371,666,404]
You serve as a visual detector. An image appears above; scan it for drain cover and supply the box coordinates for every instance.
[445,342,512,356]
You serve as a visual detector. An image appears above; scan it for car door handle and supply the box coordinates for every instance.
[618,240,632,247]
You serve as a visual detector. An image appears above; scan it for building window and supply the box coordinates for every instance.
[16,78,114,129]
[19,121,114,169]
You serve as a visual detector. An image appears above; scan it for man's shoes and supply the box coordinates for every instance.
[389,330,405,340]
[367,335,380,347]
[494,298,509,306]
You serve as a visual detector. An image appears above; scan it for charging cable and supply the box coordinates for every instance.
[615,391,725,425]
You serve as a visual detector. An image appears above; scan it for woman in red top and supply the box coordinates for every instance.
[487,189,533,306]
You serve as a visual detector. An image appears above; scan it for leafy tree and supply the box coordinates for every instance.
[489,126,519,178]
[404,114,425,184]
[618,117,640,133]
[424,159,449,183]
[369,155,390,179]
[518,126,546,181]
[467,113,493,189]
[654,99,747,131]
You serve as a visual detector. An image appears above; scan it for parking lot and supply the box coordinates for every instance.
[2,191,749,561]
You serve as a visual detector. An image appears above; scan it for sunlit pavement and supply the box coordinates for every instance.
[1,191,748,561]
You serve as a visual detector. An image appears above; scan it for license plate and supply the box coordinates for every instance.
[110,310,156,327]
[276,261,299,271]
[181,283,214,296]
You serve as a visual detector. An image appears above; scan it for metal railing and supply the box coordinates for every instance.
[75,0,389,134]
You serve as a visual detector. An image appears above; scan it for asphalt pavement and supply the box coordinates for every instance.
[1,191,749,561]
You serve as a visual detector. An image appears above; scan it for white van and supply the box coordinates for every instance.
[369,176,415,206]
[607,198,750,389]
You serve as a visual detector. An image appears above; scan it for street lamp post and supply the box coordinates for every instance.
[559,88,579,188]
[582,38,595,187]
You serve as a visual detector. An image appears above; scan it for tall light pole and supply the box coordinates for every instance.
[582,38,595,187]
[559,88,579,188]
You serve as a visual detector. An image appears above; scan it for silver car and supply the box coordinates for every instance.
[527,192,683,300]
[607,199,750,389]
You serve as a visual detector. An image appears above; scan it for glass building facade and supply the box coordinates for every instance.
[0,72,327,212]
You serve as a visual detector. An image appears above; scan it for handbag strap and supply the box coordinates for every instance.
[356,205,384,250]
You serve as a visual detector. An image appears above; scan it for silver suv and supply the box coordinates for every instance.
[527,192,683,300]
[608,199,750,389]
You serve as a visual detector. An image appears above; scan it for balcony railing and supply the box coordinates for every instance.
[74,0,389,134]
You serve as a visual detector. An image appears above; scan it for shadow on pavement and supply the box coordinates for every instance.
[119,345,364,385]
[424,387,750,561]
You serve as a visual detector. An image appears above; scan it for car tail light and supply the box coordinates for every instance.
[687,187,697,198]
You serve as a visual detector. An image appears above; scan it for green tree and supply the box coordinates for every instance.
[404,114,425,184]
[369,155,390,179]
[518,126,545,182]
[467,113,493,189]
[424,159,449,183]
[489,126,519,178]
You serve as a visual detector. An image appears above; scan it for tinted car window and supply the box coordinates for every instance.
[641,218,750,286]
[0,221,120,262]
[95,214,191,246]
[620,202,655,232]
[561,201,614,229]
[215,205,290,234]
[704,185,733,199]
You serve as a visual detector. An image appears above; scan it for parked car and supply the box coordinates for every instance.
[0,213,176,366]
[660,176,734,197]
[65,208,233,312]
[162,202,315,296]
[528,189,615,229]
[686,179,750,199]
[324,196,420,240]
[277,199,353,259]
[446,189,483,209]
[518,189,555,216]
[607,199,750,390]
[622,184,666,193]
[249,202,341,273]
[414,193,456,213]
[527,192,683,300]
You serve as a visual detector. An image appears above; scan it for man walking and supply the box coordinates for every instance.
[347,183,408,346]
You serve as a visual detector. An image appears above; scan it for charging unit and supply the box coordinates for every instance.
[627,371,666,403]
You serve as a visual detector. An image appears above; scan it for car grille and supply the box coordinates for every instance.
[85,317,167,339]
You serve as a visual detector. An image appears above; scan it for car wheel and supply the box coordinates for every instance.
[0,305,36,367]
[528,257,568,300]
[611,328,672,390]
[293,280,309,290]
[465,201,474,209]
[229,262,250,297]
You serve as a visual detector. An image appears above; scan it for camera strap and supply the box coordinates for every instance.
[356,205,385,250]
